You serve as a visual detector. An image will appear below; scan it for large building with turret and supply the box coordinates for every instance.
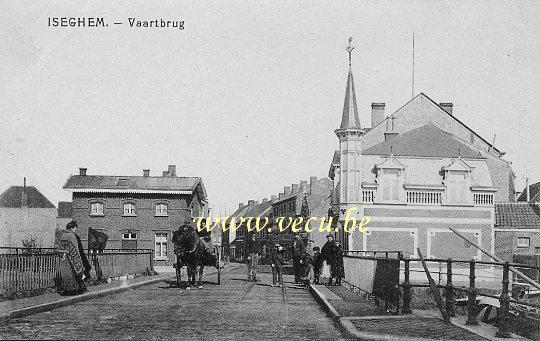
[329,43,515,261]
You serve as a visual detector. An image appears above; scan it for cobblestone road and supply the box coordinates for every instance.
[0,266,342,340]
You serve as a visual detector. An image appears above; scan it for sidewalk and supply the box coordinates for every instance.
[309,284,528,341]
[0,265,237,322]
[0,272,174,322]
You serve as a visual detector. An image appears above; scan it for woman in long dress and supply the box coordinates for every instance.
[320,234,335,285]
[56,221,91,295]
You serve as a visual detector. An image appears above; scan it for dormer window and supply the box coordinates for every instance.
[375,156,406,204]
[442,158,473,205]
[123,203,136,216]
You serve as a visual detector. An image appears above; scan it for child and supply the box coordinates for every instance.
[312,246,323,285]
[271,244,285,287]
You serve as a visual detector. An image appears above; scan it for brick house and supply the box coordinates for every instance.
[494,203,540,262]
[0,183,57,249]
[63,165,208,266]
[328,51,514,262]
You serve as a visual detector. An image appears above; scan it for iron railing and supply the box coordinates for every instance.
[343,250,540,339]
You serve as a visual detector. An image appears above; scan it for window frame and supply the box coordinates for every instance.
[155,203,168,216]
[90,202,104,216]
[123,202,136,216]
[517,237,530,248]
[154,233,168,260]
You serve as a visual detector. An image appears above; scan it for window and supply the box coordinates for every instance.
[380,170,401,203]
[446,174,468,204]
[535,247,540,254]
[122,233,137,250]
[90,202,104,216]
[517,237,530,248]
[155,203,168,216]
[155,233,168,259]
[123,203,136,216]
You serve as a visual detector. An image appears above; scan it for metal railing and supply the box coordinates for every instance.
[343,250,540,339]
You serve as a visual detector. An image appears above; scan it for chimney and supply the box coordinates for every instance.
[21,177,28,207]
[292,184,299,193]
[284,186,291,195]
[526,178,530,202]
[279,193,284,199]
[143,169,150,178]
[168,165,176,177]
[79,168,87,176]
[162,171,168,177]
[238,203,244,209]
[439,103,453,115]
[371,103,385,128]
[300,180,307,190]
[271,195,277,200]
[309,176,318,195]
[248,200,256,207]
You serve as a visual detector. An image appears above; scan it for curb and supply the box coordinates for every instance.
[1,264,240,322]
[1,275,173,322]
[308,284,470,341]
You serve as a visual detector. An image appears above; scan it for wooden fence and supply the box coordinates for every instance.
[0,248,154,297]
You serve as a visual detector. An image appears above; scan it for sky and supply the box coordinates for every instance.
[1,1,539,215]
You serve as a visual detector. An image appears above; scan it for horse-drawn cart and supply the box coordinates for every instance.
[172,223,222,287]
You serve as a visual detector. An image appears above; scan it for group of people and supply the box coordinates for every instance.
[245,232,345,287]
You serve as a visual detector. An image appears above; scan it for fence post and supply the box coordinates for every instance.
[445,259,455,317]
[465,259,478,325]
[496,262,511,338]
[401,257,412,314]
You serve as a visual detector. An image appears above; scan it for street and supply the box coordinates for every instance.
[0,266,342,340]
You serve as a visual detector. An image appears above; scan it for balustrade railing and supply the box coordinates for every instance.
[473,193,494,205]
[406,191,441,204]
[361,189,375,203]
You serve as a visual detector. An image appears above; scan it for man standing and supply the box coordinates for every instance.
[245,232,261,282]
[291,234,303,284]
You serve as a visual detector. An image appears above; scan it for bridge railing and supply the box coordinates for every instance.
[343,250,540,339]
[88,249,154,280]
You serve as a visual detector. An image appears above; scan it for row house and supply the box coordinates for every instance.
[63,165,208,266]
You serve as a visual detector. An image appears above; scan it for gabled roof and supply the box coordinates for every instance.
[0,186,55,208]
[517,182,540,202]
[442,157,473,172]
[495,203,540,229]
[363,124,485,159]
[376,156,406,170]
[57,201,72,218]
[367,93,502,156]
[64,175,207,200]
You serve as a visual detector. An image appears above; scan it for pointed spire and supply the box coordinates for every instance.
[339,37,362,130]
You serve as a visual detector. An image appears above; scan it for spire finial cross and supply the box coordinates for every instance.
[346,37,354,70]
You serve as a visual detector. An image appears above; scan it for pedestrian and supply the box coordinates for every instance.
[271,243,285,287]
[299,243,313,286]
[245,232,261,282]
[56,221,92,295]
[291,234,303,284]
[320,234,335,286]
[312,246,323,285]
[332,240,345,286]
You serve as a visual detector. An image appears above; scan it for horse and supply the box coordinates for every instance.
[172,223,209,288]
[87,228,109,281]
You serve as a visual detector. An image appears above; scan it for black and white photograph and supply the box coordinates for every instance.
[1,1,539,340]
